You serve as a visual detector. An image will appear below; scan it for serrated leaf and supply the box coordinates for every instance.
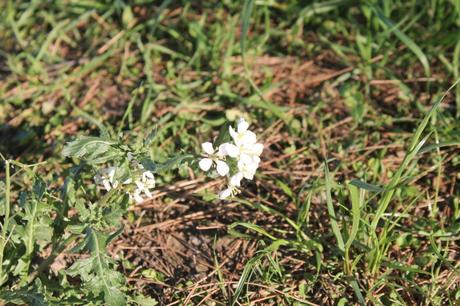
[62,136,117,162]
[104,286,126,306]
[34,224,53,242]
[143,126,157,146]
[32,178,46,200]
[141,268,165,282]
[0,289,47,306]
[139,157,156,172]
[155,154,193,172]
[85,228,109,251]
[131,294,158,306]
[66,257,94,279]
[69,228,127,305]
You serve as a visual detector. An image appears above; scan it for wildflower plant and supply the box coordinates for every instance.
[0,112,263,305]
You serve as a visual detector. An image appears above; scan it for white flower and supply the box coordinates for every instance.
[229,172,243,187]
[218,142,239,158]
[237,155,259,180]
[132,189,144,204]
[200,118,264,200]
[229,118,257,147]
[219,186,234,199]
[94,154,156,204]
[133,170,155,201]
[198,142,230,176]
[94,166,118,191]
[228,118,264,162]
[219,172,243,200]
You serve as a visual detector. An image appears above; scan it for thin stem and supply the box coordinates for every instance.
[0,160,11,285]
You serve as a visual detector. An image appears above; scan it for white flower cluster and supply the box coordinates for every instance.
[199,118,263,199]
[94,153,155,203]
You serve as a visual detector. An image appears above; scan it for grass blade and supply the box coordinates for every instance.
[371,5,430,77]
[349,179,384,193]
[325,162,345,252]
[240,0,254,55]
[418,141,460,154]
[370,80,460,232]
[345,184,362,250]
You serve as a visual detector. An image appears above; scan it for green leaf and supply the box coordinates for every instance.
[0,288,47,306]
[349,179,384,193]
[66,228,127,305]
[418,141,460,154]
[62,136,122,165]
[371,4,430,76]
[74,108,112,139]
[229,222,278,241]
[240,0,254,54]
[32,178,46,200]
[155,154,193,172]
[104,286,126,306]
[62,136,116,159]
[214,121,232,147]
[139,157,156,173]
[141,268,165,282]
[350,279,366,306]
[346,184,362,250]
[231,240,287,306]
[131,294,158,306]
[143,125,157,147]
[276,180,294,198]
[325,163,345,252]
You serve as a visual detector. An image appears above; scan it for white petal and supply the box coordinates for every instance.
[226,144,240,158]
[239,153,254,165]
[143,170,155,180]
[217,143,228,157]
[143,189,153,198]
[240,130,257,145]
[107,167,117,183]
[201,142,215,155]
[144,178,155,188]
[94,174,103,184]
[215,160,229,176]
[218,143,239,158]
[219,187,232,200]
[237,118,249,133]
[238,158,258,180]
[135,180,145,190]
[230,172,243,187]
[122,178,132,184]
[229,126,238,140]
[199,158,213,171]
[243,170,255,180]
[252,143,264,156]
[102,179,112,191]
[134,193,144,203]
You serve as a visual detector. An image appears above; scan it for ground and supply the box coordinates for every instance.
[0,1,459,305]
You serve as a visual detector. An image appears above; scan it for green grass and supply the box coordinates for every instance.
[1,0,460,305]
